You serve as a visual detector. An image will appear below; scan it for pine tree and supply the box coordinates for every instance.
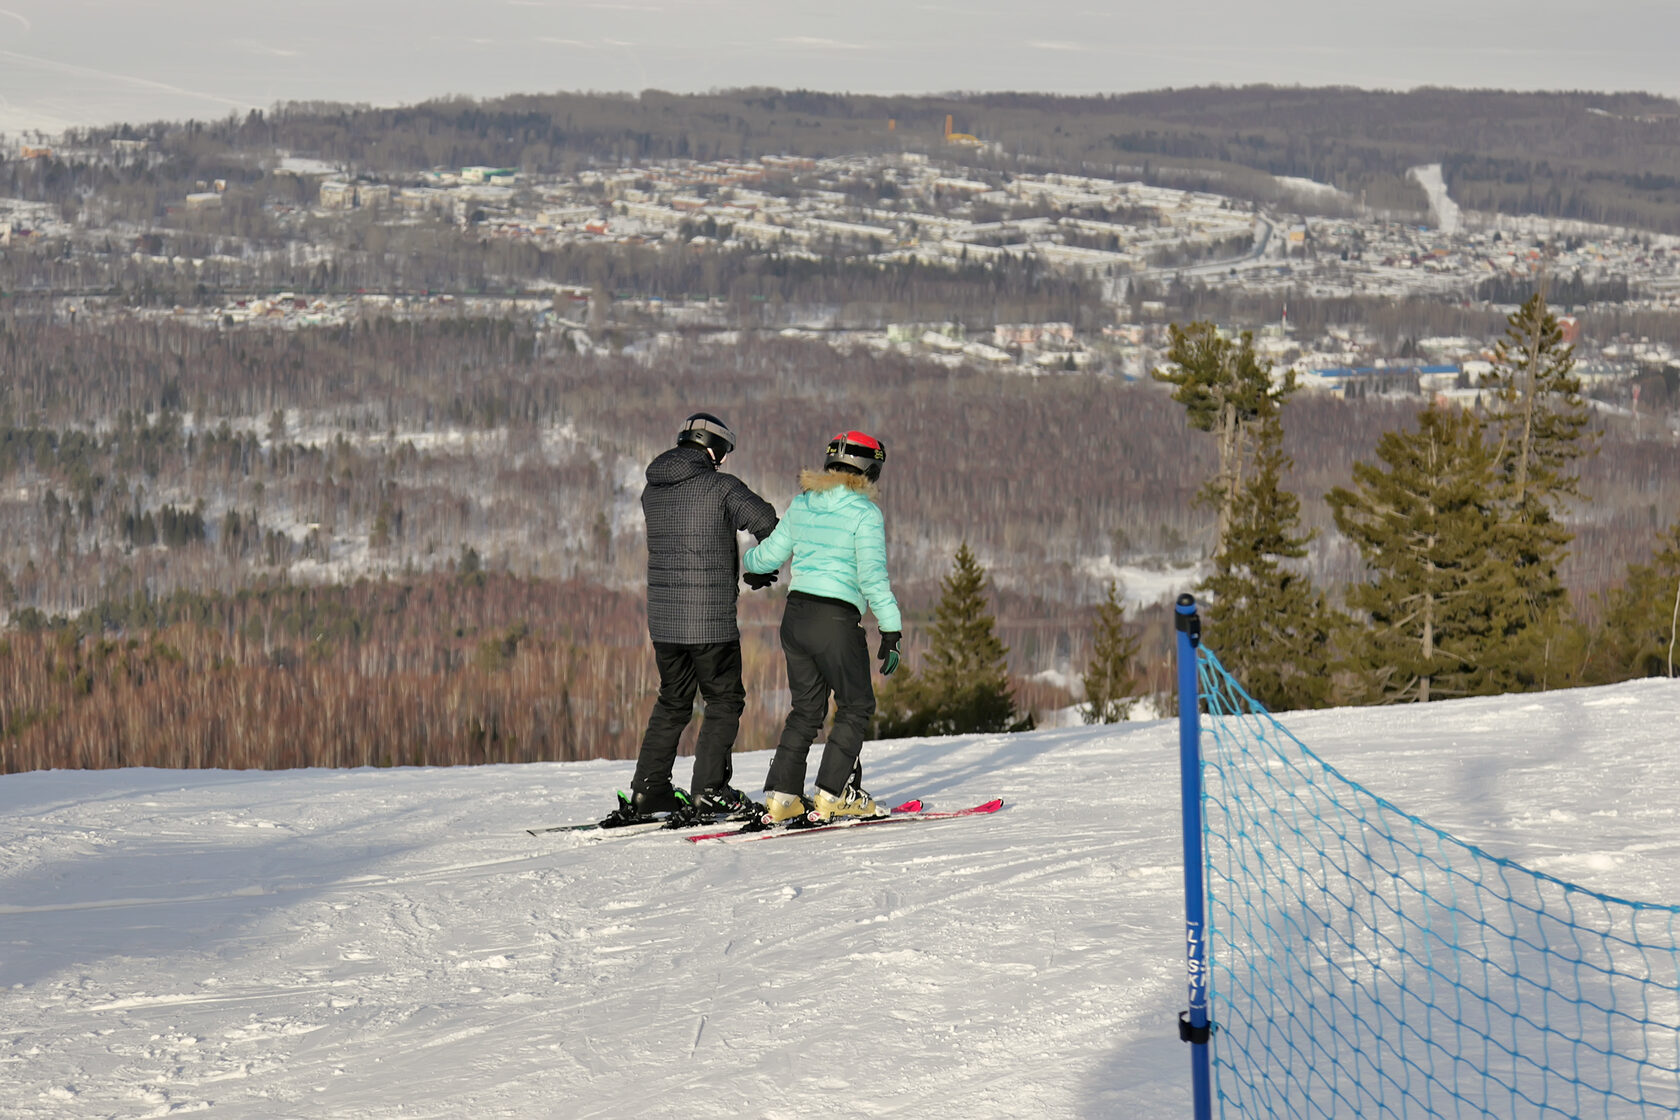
[1202,415,1338,711]
[1082,580,1140,724]
[1152,321,1294,555]
[1155,326,1330,708]
[922,542,1022,733]
[1328,405,1524,703]
[874,543,1026,737]
[1479,292,1597,686]
[1586,520,1680,681]
[1484,292,1595,512]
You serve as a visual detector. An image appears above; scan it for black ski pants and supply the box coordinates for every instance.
[763,593,876,798]
[632,639,744,796]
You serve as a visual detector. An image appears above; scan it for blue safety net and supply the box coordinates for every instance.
[1195,648,1680,1118]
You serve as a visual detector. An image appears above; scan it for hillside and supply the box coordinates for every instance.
[42,86,1680,232]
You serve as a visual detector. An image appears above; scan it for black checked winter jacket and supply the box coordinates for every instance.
[642,445,778,644]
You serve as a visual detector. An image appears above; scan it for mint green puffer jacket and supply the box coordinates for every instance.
[744,469,902,632]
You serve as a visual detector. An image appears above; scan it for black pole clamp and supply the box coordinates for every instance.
[1179,1011,1212,1045]
[1174,593,1201,648]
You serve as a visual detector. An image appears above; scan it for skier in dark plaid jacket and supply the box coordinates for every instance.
[606,412,779,825]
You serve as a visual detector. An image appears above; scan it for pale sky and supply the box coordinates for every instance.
[2,0,1678,137]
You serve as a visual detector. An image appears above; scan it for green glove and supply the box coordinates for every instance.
[877,631,902,677]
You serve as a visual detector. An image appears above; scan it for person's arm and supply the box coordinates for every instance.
[744,508,795,574]
[723,476,778,542]
[853,505,902,632]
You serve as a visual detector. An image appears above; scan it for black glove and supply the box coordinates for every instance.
[743,570,778,591]
[877,631,902,676]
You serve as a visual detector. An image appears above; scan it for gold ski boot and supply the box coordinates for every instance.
[810,784,878,822]
[762,790,809,825]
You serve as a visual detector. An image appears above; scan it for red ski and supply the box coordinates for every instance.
[686,798,1003,844]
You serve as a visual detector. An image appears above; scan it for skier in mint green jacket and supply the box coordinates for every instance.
[743,429,903,824]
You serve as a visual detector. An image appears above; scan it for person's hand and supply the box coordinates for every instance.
[743,570,778,590]
[877,631,902,676]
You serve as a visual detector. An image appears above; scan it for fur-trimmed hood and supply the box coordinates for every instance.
[798,467,879,502]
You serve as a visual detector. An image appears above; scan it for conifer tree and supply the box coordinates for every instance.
[1156,324,1330,707]
[1328,405,1524,703]
[1082,580,1140,724]
[1484,292,1595,513]
[874,543,1027,737]
[1479,292,1597,685]
[1586,520,1680,681]
[1152,322,1295,555]
[1202,415,1338,711]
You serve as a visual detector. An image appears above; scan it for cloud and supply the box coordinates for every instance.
[509,0,665,8]
[776,36,872,51]
[1028,40,1090,52]
[231,39,300,59]
[0,49,247,109]
[0,7,29,33]
[538,37,594,48]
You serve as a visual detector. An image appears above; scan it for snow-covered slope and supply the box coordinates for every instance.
[4,679,1679,1118]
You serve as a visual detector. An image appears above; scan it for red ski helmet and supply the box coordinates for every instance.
[825,430,885,482]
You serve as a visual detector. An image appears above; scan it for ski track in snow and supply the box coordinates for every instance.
[3,679,1679,1117]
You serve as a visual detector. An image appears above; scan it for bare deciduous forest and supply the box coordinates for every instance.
[3,310,1679,773]
[0,570,1079,775]
[5,84,1680,774]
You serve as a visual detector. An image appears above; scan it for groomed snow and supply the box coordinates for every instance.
[4,678,1679,1118]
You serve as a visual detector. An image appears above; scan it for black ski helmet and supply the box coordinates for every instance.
[677,412,736,460]
[825,429,886,482]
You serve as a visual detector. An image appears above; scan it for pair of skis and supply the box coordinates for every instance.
[686,797,1003,844]
[526,797,1004,845]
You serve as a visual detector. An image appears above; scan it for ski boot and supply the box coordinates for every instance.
[696,785,762,819]
[663,785,762,829]
[810,783,881,823]
[761,790,811,826]
[599,785,690,828]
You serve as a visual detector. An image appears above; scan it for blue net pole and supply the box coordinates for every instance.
[1177,593,1214,1120]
